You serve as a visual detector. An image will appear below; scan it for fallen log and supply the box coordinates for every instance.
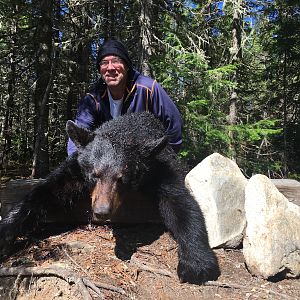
[0,179,160,224]
[0,178,299,224]
[270,179,300,207]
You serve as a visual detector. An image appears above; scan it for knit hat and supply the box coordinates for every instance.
[96,39,133,72]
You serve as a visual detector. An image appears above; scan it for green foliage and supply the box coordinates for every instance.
[231,120,282,143]
[150,10,286,177]
[0,0,299,179]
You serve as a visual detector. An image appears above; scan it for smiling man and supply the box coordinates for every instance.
[67,39,183,155]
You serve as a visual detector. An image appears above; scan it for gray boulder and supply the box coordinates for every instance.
[185,153,248,248]
[243,174,300,279]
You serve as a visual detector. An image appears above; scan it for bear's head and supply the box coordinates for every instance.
[66,119,168,220]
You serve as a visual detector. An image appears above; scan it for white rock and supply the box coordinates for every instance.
[243,174,300,279]
[185,153,248,248]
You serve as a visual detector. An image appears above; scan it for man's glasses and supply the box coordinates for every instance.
[100,57,124,68]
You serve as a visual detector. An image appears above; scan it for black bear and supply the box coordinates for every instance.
[0,112,220,284]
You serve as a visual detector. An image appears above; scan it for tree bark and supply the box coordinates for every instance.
[31,0,53,178]
[138,0,153,76]
[103,2,109,40]
[282,50,288,177]
[228,1,243,160]
[1,4,18,171]
[109,0,115,37]
[65,2,91,122]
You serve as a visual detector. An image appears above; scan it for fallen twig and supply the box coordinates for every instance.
[76,277,93,300]
[0,265,92,300]
[46,228,77,240]
[130,257,294,300]
[130,256,176,279]
[204,281,244,289]
[82,277,104,298]
[204,281,295,299]
[9,273,22,300]
[61,246,90,276]
[96,233,113,241]
[92,280,127,295]
[62,246,126,295]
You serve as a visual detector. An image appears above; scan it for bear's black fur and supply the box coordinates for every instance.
[0,112,220,284]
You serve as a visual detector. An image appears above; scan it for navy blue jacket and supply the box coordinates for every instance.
[67,69,183,155]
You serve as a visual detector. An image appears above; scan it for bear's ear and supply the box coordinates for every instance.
[66,120,95,148]
[142,136,168,158]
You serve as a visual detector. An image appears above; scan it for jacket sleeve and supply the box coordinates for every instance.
[67,94,99,156]
[150,81,183,151]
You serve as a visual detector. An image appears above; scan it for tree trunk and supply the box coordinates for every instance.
[66,40,90,120]
[77,41,90,96]
[109,0,115,37]
[31,0,53,178]
[282,50,288,177]
[103,0,115,39]
[228,1,243,160]
[1,5,17,171]
[138,0,153,76]
[103,2,109,40]
[2,54,15,171]
[65,3,91,122]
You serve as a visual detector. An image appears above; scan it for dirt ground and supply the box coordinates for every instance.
[0,224,299,300]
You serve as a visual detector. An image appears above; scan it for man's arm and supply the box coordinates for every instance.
[67,94,99,156]
[150,81,183,152]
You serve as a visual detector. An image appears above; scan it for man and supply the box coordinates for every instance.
[67,39,182,155]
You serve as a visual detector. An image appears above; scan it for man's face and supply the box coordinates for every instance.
[99,55,128,89]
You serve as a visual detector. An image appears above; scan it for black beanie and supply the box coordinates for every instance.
[96,39,133,72]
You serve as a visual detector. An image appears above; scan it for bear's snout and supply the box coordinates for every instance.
[93,201,111,219]
[91,179,121,220]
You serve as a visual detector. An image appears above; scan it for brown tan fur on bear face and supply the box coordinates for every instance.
[91,171,122,220]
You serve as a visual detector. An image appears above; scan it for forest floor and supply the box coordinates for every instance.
[0,224,299,300]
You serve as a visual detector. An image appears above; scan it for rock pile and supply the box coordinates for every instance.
[185,153,300,280]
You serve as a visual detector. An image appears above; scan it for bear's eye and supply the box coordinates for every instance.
[115,173,124,184]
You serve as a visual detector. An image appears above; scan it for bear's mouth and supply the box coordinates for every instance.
[92,212,112,223]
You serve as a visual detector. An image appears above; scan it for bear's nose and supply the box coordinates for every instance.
[93,202,111,220]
